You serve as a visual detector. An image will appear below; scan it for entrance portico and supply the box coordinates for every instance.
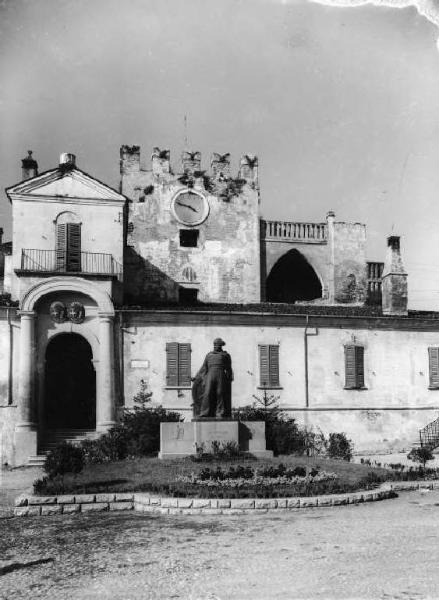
[14,277,117,465]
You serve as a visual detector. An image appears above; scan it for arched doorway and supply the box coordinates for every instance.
[266,249,322,303]
[44,333,96,429]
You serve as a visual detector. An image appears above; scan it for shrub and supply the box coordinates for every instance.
[357,470,386,488]
[81,384,182,463]
[33,475,66,495]
[234,391,307,456]
[327,433,353,461]
[407,446,434,468]
[44,442,85,479]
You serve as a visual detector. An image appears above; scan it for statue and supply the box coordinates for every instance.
[49,301,66,324]
[192,338,233,419]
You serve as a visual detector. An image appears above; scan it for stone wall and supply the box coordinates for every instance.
[331,221,367,304]
[121,147,260,304]
[262,216,368,305]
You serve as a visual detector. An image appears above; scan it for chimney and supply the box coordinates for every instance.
[59,153,76,168]
[21,150,38,180]
[152,147,171,176]
[182,151,201,174]
[120,145,140,175]
[239,154,258,187]
[382,235,408,316]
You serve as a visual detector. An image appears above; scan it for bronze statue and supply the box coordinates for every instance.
[192,338,233,418]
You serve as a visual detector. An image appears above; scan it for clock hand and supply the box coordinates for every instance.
[176,201,198,212]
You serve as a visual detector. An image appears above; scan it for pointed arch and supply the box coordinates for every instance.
[266,249,322,303]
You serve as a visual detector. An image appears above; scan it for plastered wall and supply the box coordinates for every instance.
[121,317,439,452]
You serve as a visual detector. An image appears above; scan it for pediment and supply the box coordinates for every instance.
[6,168,125,203]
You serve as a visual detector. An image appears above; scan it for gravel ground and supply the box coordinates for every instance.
[2,488,439,599]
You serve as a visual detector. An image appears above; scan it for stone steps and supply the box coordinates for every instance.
[28,429,99,466]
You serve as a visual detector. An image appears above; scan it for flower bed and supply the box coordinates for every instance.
[169,463,340,498]
[32,455,393,497]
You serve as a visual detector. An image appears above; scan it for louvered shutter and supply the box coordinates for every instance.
[259,345,270,387]
[166,342,179,386]
[178,343,191,387]
[269,345,280,387]
[66,223,81,272]
[345,345,364,389]
[345,345,357,388]
[355,346,364,388]
[56,224,67,271]
[429,347,439,388]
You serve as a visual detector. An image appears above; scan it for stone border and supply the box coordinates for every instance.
[14,493,135,517]
[12,484,414,517]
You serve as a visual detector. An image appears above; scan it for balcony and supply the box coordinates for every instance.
[261,220,327,244]
[17,249,122,278]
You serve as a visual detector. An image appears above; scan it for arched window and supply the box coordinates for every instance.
[55,212,81,272]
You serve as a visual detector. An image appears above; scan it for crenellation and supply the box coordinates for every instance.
[239,153,258,186]
[120,145,140,175]
[181,150,201,174]
[152,147,171,178]
[211,152,231,180]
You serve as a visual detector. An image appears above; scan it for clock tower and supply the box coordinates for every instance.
[121,146,261,305]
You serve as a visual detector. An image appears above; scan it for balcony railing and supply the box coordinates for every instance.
[20,249,122,277]
[261,220,327,243]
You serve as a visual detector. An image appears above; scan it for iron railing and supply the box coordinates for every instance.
[20,249,122,276]
[261,220,327,243]
[419,416,439,450]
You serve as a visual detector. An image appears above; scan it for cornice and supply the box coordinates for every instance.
[9,193,125,206]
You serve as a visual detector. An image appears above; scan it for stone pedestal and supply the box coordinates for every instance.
[159,420,273,459]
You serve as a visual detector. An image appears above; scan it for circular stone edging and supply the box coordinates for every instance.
[16,481,439,517]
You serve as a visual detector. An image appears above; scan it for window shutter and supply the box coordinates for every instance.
[429,347,439,388]
[259,345,270,387]
[178,343,191,387]
[345,345,364,389]
[56,224,67,271]
[67,223,81,272]
[269,345,280,387]
[355,346,364,388]
[166,342,179,386]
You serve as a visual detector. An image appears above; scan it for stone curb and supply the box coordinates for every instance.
[12,482,426,517]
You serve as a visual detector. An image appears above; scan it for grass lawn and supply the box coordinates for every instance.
[34,455,392,497]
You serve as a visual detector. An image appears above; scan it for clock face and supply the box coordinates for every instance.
[172,190,209,226]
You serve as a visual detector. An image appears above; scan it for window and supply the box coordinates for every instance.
[344,345,365,389]
[56,222,81,272]
[259,344,280,388]
[179,288,198,304]
[166,342,191,387]
[180,229,199,247]
[428,347,439,389]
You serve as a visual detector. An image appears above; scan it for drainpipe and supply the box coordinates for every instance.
[118,312,125,410]
[304,315,319,409]
[7,307,13,405]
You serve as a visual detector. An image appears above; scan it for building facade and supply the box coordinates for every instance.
[0,148,437,466]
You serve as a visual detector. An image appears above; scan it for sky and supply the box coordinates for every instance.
[1,0,439,308]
